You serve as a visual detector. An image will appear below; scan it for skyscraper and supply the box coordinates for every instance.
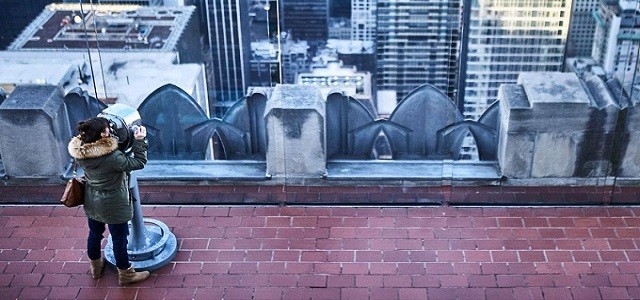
[566,0,600,57]
[376,0,462,103]
[461,0,572,121]
[351,0,376,42]
[592,0,640,82]
[203,0,251,116]
[281,0,329,43]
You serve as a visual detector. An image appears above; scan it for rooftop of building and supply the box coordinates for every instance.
[8,3,195,52]
[0,50,205,108]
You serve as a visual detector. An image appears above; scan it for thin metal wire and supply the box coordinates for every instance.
[265,2,273,87]
[88,0,109,100]
[602,2,640,204]
[78,1,100,99]
[606,0,640,202]
[275,0,283,84]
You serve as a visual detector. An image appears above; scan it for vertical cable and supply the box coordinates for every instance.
[276,0,283,84]
[88,0,109,100]
[265,2,273,87]
[607,0,639,203]
[78,1,100,99]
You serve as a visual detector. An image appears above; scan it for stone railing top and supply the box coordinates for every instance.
[268,84,324,112]
[518,72,591,105]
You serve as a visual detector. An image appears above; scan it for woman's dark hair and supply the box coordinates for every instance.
[77,117,109,143]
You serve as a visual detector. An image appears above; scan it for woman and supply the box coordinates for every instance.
[67,117,150,286]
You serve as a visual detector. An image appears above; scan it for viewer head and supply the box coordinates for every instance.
[77,117,110,144]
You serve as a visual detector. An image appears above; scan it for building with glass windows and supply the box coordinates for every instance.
[592,0,640,86]
[281,0,328,44]
[566,0,600,57]
[376,0,462,104]
[351,0,376,42]
[461,0,572,121]
[202,0,251,117]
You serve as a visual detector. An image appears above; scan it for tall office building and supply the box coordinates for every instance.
[203,0,251,116]
[461,0,572,121]
[281,0,329,43]
[592,0,640,83]
[566,0,600,57]
[351,0,376,42]
[376,0,462,103]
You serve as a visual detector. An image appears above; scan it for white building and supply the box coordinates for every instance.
[4,3,207,112]
[250,38,309,86]
[351,0,376,42]
[0,51,209,113]
[297,60,372,106]
[462,0,572,121]
[592,0,640,83]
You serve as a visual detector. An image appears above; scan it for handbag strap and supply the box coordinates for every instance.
[72,161,78,178]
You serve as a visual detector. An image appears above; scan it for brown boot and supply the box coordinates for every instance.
[89,258,105,279]
[117,266,150,286]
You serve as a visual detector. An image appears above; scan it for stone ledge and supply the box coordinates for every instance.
[2,183,638,206]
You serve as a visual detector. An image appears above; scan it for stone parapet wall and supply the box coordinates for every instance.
[1,183,638,206]
[498,72,639,179]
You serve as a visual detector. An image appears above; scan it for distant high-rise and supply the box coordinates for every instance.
[376,0,462,103]
[351,0,376,42]
[461,0,572,121]
[203,0,251,116]
[567,0,600,57]
[281,0,329,43]
[592,0,640,81]
[8,3,200,63]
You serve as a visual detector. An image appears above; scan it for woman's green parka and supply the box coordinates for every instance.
[68,136,148,224]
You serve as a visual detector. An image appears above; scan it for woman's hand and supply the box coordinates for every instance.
[133,125,147,140]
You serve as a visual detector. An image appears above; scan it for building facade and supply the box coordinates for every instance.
[281,0,329,43]
[351,0,376,42]
[376,0,462,104]
[461,0,572,121]
[592,0,640,82]
[566,0,600,57]
[203,0,251,116]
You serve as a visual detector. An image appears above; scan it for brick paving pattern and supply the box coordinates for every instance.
[1,205,640,299]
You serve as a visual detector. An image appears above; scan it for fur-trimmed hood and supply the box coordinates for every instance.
[68,136,119,159]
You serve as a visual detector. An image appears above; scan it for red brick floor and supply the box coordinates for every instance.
[1,205,640,299]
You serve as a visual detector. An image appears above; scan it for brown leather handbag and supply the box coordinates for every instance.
[60,162,85,207]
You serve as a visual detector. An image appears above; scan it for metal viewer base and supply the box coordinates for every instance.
[104,218,178,271]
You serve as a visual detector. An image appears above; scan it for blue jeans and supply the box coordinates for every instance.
[87,218,131,270]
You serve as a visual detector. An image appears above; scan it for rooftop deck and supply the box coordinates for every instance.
[1,204,639,299]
